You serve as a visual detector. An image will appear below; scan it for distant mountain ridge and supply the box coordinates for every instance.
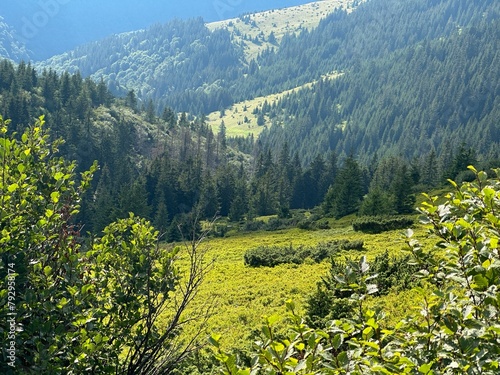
[17,0,500,165]
[0,0,315,60]
[0,16,30,61]
[35,0,360,114]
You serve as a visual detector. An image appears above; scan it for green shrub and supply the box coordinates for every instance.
[243,240,364,267]
[306,251,419,327]
[352,215,415,233]
[0,117,208,374]
[242,219,265,232]
[243,244,298,267]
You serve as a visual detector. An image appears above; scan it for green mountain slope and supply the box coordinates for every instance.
[35,0,499,165]
[35,1,360,115]
[259,14,500,164]
[36,18,243,114]
[207,0,363,63]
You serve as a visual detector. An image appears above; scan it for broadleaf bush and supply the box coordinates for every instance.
[0,116,209,374]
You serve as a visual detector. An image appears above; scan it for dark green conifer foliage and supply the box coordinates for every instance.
[118,177,151,220]
[199,171,220,219]
[154,192,169,233]
[323,156,364,218]
[162,106,177,129]
[91,164,118,233]
[145,98,156,123]
[358,188,395,216]
[126,89,138,112]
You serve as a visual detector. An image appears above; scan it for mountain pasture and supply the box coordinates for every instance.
[177,216,427,350]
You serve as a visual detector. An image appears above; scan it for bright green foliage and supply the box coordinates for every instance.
[0,116,207,374]
[212,166,500,374]
[0,115,97,373]
[306,251,419,328]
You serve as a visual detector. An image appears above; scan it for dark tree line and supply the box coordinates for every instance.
[0,57,493,240]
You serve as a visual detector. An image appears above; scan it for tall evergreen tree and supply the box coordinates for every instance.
[323,156,364,218]
[199,171,220,219]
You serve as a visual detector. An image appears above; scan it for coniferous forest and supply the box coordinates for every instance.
[1,0,500,373]
[0,56,493,237]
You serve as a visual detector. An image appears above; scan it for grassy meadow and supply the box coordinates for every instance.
[174,215,433,351]
[206,71,342,138]
[207,0,364,62]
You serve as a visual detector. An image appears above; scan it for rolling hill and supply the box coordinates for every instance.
[34,0,361,115]
[29,0,500,165]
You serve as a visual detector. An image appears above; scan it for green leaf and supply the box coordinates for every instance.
[209,334,221,348]
[332,334,343,350]
[94,333,103,344]
[366,318,379,329]
[82,284,94,295]
[443,316,458,334]
[56,297,68,309]
[362,326,373,339]
[337,352,348,367]
[7,183,19,192]
[270,342,285,352]
[295,342,305,351]
[490,237,499,249]
[50,191,60,203]
[44,266,52,277]
[261,325,272,339]
[473,274,489,289]
[54,171,64,181]
[419,363,432,374]
[266,314,281,326]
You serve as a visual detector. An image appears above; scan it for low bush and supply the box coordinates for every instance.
[307,250,420,328]
[352,215,415,233]
[242,219,265,232]
[243,240,364,267]
[242,212,330,233]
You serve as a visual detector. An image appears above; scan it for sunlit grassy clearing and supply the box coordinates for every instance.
[206,71,342,138]
[207,0,364,62]
[173,220,430,350]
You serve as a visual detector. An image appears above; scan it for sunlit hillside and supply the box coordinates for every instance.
[207,0,365,62]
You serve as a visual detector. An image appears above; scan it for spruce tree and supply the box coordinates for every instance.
[323,156,364,219]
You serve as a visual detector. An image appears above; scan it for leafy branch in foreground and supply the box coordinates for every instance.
[0,116,212,374]
[212,166,500,374]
